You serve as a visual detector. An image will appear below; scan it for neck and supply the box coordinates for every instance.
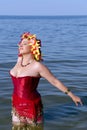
[21,54,34,67]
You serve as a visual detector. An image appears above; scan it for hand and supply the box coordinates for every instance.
[71,95,83,106]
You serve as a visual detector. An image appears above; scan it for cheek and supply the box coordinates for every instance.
[18,45,31,54]
[24,46,31,52]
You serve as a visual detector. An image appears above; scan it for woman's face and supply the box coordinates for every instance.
[18,39,31,55]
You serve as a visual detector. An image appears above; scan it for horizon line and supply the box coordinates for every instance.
[0,14,87,17]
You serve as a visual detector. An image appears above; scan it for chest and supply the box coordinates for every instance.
[10,64,39,77]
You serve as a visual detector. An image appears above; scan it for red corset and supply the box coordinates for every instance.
[10,74,43,121]
[10,74,41,100]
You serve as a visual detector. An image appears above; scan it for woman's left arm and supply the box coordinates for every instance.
[38,62,83,106]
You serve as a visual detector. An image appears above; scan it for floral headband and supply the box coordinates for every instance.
[19,32,42,61]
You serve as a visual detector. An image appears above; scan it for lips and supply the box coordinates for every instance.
[19,47,23,50]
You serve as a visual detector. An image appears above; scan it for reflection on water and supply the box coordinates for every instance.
[44,96,87,130]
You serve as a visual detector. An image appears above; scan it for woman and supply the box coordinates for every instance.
[10,32,82,130]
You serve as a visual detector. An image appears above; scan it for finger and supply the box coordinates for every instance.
[75,101,79,106]
[78,98,83,106]
[75,101,83,106]
[80,100,83,106]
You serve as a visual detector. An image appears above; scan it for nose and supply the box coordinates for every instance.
[18,43,23,48]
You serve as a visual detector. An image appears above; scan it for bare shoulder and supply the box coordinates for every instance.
[34,61,48,70]
[34,61,58,85]
[34,61,53,77]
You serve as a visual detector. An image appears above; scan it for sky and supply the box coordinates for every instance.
[0,0,87,16]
